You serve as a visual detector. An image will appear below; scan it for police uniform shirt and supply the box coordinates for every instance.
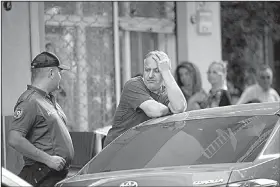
[10,85,74,166]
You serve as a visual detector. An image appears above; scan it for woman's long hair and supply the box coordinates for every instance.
[175,61,203,97]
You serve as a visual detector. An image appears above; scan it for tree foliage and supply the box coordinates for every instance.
[221,2,280,93]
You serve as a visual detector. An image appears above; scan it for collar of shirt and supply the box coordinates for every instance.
[140,77,166,96]
[256,83,271,93]
[150,86,166,95]
[27,85,56,104]
[209,85,227,95]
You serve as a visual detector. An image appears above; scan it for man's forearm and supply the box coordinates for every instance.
[152,104,170,117]
[9,134,51,165]
[162,71,187,113]
[140,100,170,117]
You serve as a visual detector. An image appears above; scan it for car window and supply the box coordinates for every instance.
[80,115,279,174]
[263,119,280,155]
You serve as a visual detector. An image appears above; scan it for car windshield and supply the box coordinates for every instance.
[79,115,279,174]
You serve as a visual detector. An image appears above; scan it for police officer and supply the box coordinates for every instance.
[8,51,74,187]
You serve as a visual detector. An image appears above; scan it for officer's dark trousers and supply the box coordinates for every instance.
[18,162,68,187]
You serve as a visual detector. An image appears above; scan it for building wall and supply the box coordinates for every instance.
[2,2,31,174]
[176,2,222,92]
[1,1,44,174]
[2,2,32,115]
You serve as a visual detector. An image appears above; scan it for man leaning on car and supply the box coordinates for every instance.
[104,50,187,147]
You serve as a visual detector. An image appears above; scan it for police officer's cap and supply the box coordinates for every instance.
[31,51,70,70]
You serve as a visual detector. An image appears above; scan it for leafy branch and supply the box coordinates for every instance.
[221,2,280,92]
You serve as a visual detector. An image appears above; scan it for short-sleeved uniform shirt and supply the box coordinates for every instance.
[104,76,170,146]
[10,85,74,166]
[237,84,280,104]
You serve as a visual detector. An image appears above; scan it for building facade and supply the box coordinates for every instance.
[2,1,222,174]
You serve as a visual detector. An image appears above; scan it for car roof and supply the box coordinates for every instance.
[140,102,280,127]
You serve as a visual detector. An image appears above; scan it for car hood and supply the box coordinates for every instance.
[57,162,253,187]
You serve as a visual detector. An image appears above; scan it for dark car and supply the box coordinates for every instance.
[56,102,280,187]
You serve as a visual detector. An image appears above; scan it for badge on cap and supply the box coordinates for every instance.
[14,107,23,119]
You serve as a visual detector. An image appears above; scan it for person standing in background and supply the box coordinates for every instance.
[236,65,280,104]
[175,61,207,111]
[188,60,231,109]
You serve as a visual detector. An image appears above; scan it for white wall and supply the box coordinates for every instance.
[2,2,44,116]
[2,2,32,115]
[2,2,45,173]
[176,2,222,92]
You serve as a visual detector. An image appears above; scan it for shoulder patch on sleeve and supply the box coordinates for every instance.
[14,107,23,119]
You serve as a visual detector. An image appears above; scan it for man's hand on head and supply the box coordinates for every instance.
[152,51,171,73]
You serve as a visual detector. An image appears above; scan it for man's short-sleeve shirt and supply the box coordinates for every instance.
[237,84,280,104]
[104,76,169,146]
[10,85,74,166]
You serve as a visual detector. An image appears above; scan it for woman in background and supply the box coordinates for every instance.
[205,61,231,107]
[175,61,207,110]
[187,60,231,109]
